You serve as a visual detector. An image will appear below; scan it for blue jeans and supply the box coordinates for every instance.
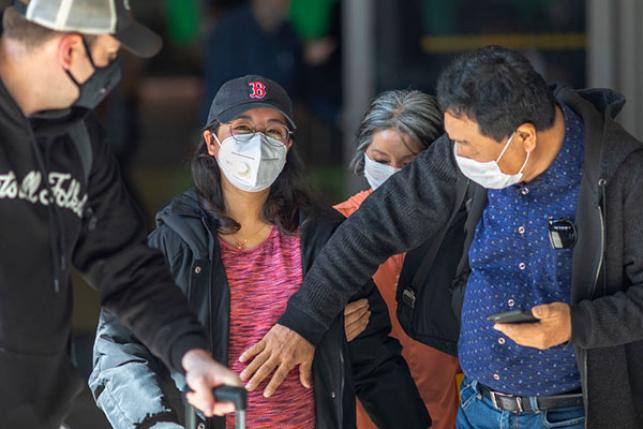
[457,378,585,429]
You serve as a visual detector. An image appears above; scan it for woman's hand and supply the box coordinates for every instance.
[344,299,371,342]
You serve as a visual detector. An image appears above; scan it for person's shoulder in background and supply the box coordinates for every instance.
[334,190,373,218]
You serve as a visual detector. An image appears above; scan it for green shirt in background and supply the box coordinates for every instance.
[164,0,200,45]
[289,0,337,40]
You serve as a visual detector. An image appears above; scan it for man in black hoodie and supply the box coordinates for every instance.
[0,2,239,427]
[243,46,643,428]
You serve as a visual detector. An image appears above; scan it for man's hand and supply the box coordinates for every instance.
[344,299,370,342]
[493,302,572,350]
[183,349,242,417]
[238,324,315,398]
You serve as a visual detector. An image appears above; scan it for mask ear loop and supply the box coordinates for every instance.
[495,132,516,163]
[64,37,96,87]
[81,37,98,70]
[496,132,531,176]
[211,131,223,147]
[517,146,531,176]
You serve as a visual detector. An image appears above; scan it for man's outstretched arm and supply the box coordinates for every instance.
[239,134,462,396]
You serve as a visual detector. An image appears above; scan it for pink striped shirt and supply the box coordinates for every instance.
[219,226,315,429]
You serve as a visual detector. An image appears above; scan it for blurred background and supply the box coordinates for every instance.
[2,0,642,426]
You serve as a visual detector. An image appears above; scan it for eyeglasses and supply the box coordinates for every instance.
[226,120,293,144]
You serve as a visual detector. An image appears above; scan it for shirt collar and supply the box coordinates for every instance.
[510,103,584,196]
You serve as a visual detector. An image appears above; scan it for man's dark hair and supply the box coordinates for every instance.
[436,45,556,141]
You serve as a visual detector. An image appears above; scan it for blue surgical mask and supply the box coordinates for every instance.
[363,153,401,190]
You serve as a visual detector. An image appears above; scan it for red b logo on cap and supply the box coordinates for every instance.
[249,81,267,99]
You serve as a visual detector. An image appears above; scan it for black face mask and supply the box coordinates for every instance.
[65,38,122,109]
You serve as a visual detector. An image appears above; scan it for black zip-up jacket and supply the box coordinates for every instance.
[0,27,207,428]
[89,190,430,429]
[279,86,643,429]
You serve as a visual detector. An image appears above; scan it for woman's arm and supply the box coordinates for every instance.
[90,310,185,429]
[89,225,194,428]
[344,299,370,342]
[347,283,431,429]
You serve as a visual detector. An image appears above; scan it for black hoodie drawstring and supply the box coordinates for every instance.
[28,130,66,293]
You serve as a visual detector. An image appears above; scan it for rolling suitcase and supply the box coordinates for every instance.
[185,386,247,429]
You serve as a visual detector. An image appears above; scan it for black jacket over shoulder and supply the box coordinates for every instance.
[90,190,430,429]
[280,86,643,429]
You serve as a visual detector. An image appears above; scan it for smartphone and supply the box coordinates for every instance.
[487,310,539,324]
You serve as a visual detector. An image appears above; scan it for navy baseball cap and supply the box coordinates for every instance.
[206,75,296,130]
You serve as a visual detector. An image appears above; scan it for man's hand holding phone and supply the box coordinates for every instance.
[487,310,539,324]
[490,302,572,350]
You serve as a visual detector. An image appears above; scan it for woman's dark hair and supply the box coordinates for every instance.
[191,122,314,234]
[436,45,556,141]
[349,90,444,176]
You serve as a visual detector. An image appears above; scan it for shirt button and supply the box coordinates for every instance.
[493,373,501,381]
[498,337,506,345]
[518,262,526,270]
[508,299,515,307]
[517,226,526,235]
[194,266,202,274]
[521,187,530,196]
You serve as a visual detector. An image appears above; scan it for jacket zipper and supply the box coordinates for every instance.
[583,180,606,427]
[207,273,216,429]
[593,206,605,288]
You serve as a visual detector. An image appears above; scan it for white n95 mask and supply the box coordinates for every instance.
[214,133,287,192]
[453,132,530,189]
[363,153,401,190]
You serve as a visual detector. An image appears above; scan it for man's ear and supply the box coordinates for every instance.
[285,138,294,151]
[57,33,83,71]
[516,122,537,153]
[203,130,219,157]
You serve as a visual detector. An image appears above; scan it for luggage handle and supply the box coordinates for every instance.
[213,385,247,411]
[185,386,247,429]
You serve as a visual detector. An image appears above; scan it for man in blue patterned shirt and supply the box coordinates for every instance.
[437,47,588,427]
[458,102,584,392]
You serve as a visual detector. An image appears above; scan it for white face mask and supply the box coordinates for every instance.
[363,153,401,190]
[214,132,287,192]
[454,133,530,189]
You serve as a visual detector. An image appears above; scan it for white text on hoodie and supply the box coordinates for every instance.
[0,170,87,217]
